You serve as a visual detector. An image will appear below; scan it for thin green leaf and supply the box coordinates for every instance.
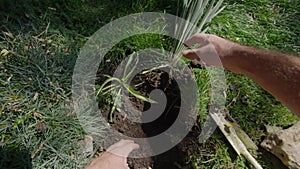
[123,84,157,103]
[123,54,139,82]
[109,89,122,122]
[97,75,123,96]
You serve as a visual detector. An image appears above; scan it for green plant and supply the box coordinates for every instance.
[172,0,225,63]
[96,0,225,118]
[96,53,157,122]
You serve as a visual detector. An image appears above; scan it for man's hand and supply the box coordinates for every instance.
[182,33,241,73]
[84,140,139,169]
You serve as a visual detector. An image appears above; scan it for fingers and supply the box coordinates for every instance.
[184,33,209,47]
[107,139,139,157]
[182,49,200,61]
[182,44,223,67]
[182,33,210,61]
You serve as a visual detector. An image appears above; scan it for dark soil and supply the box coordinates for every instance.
[100,70,201,169]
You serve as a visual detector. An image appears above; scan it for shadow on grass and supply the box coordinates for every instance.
[0,0,177,36]
[0,146,32,169]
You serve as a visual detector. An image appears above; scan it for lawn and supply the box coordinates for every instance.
[0,0,299,169]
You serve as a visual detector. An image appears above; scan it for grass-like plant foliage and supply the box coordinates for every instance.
[173,0,224,58]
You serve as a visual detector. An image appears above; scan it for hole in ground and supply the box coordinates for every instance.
[99,70,201,169]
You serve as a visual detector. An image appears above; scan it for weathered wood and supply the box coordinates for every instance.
[261,121,300,169]
[209,110,262,169]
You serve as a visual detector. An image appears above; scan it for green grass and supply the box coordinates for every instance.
[0,0,299,168]
[0,28,88,168]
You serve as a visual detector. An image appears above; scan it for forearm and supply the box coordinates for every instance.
[182,33,300,117]
[232,45,300,117]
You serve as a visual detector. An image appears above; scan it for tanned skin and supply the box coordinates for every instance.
[182,33,300,117]
[84,140,139,169]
